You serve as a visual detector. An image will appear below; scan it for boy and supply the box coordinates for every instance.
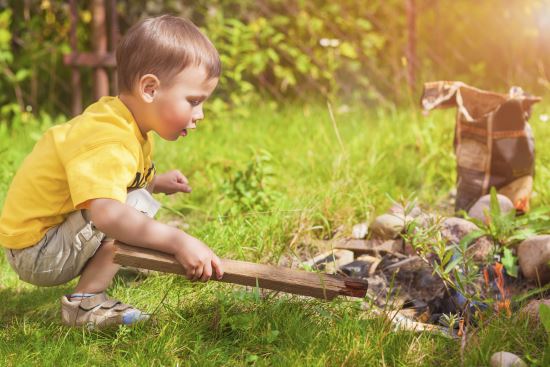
[0,15,223,328]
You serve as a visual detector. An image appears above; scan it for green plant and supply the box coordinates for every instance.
[218,149,281,216]
[403,214,484,310]
[540,303,550,338]
[463,187,550,277]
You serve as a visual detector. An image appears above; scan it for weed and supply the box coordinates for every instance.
[218,149,281,216]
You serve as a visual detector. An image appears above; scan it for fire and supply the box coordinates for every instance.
[484,263,512,317]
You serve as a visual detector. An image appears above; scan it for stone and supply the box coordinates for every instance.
[351,222,368,239]
[339,260,370,278]
[518,235,550,283]
[415,213,439,226]
[468,194,515,224]
[441,217,494,262]
[465,238,494,262]
[441,217,478,243]
[370,214,409,240]
[520,298,550,323]
[388,203,422,218]
[303,249,355,274]
[489,351,527,367]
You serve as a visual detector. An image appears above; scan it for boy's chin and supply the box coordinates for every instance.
[158,132,182,141]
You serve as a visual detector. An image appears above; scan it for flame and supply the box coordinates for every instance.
[514,197,529,212]
[493,263,512,317]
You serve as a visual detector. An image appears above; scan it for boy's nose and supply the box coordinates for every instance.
[192,107,204,122]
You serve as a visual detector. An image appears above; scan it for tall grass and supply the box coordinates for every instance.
[1,102,549,366]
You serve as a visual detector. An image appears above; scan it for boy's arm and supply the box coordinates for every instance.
[88,198,223,281]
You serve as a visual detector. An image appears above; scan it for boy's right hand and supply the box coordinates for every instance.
[174,233,224,282]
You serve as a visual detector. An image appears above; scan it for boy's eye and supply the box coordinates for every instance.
[188,99,201,106]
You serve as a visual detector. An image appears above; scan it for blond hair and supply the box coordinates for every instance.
[116,15,221,93]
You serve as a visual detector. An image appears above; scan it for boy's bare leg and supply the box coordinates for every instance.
[62,239,149,327]
[74,239,120,294]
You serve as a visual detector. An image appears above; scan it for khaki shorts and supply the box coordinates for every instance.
[4,189,160,287]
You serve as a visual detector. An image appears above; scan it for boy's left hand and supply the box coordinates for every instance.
[152,170,192,195]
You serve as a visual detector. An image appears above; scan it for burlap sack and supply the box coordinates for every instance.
[421,81,541,212]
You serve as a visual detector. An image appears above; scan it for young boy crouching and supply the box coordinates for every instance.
[0,15,223,328]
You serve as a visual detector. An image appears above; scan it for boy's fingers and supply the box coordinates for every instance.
[179,183,192,193]
[174,171,189,184]
[185,267,195,280]
[200,262,212,282]
[212,255,224,279]
[192,264,203,281]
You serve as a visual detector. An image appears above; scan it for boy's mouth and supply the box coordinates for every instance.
[180,128,188,137]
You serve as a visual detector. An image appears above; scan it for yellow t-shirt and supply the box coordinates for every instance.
[0,96,155,249]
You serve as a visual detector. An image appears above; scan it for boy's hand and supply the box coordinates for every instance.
[152,170,192,195]
[174,233,224,282]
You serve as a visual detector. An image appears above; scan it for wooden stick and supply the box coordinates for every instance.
[113,242,368,300]
[334,239,374,255]
[335,239,407,258]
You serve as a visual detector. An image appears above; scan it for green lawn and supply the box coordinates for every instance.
[1,103,549,366]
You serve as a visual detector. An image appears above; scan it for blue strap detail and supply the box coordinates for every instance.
[122,310,150,325]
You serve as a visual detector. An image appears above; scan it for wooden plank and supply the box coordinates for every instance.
[334,239,374,255]
[335,239,405,257]
[113,242,368,300]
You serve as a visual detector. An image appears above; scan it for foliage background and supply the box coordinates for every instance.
[0,0,549,122]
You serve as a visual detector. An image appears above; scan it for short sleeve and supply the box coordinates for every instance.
[65,143,138,207]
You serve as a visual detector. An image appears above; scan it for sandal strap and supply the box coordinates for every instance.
[113,303,132,312]
[100,300,120,309]
[77,293,109,311]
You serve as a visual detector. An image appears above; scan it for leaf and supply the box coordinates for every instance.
[444,254,462,274]
[458,229,485,251]
[502,247,518,278]
[489,187,501,217]
[14,69,30,82]
[539,304,550,335]
[339,42,357,59]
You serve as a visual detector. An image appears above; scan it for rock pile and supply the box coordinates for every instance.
[300,193,550,333]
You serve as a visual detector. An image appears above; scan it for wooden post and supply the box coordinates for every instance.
[69,0,82,116]
[113,242,369,300]
[92,0,109,100]
[108,0,119,93]
[405,0,417,91]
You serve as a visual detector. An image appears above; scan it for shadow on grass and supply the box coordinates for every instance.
[0,284,72,325]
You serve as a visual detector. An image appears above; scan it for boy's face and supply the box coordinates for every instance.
[148,65,218,141]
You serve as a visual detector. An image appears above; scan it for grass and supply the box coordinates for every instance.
[1,102,550,366]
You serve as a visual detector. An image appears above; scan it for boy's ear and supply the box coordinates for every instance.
[138,74,160,103]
